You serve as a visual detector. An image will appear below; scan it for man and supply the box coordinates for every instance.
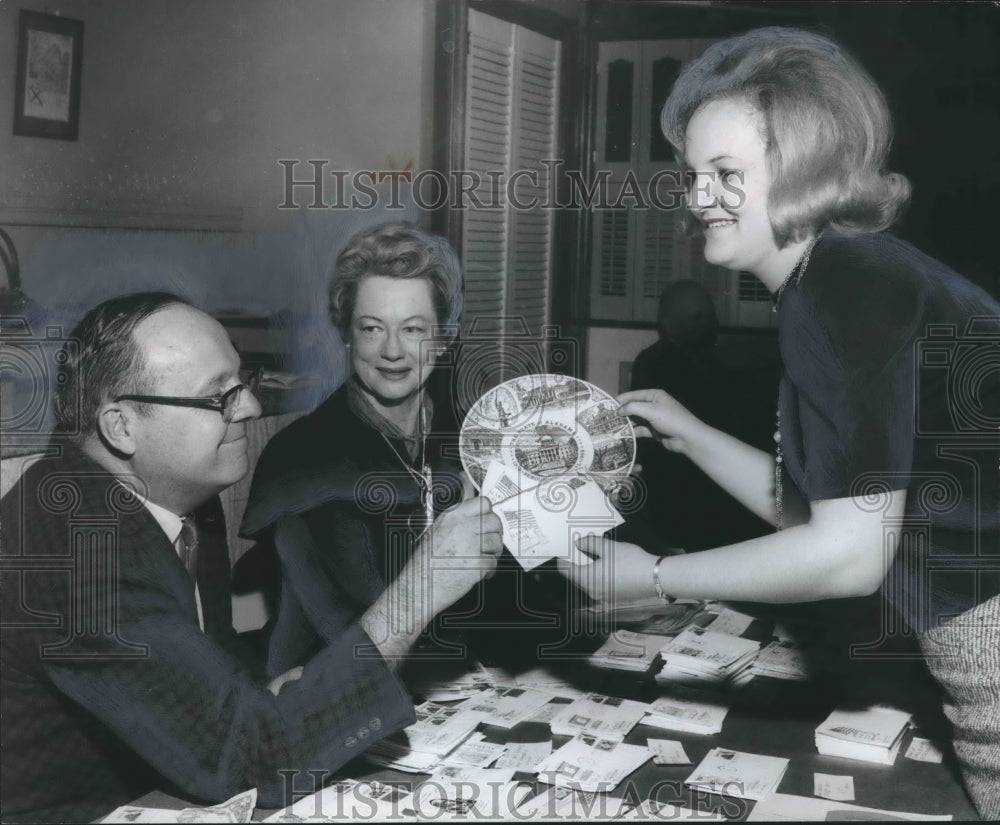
[0,292,501,823]
[628,280,776,552]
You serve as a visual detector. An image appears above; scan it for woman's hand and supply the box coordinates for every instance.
[617,389,704,455]
[556,536,659,605]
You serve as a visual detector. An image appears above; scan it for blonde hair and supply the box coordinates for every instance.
[661,27,911,246]
[328,222,463,341]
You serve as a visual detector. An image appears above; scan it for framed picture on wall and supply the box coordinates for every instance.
[13,10,84,140]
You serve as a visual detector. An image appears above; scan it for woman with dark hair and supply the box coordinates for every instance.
[560,28,1000,816]
[240,222,479,676]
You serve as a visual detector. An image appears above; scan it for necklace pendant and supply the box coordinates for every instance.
[422,464,434,530]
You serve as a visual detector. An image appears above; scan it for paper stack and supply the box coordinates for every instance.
[515,787,633,821]
[365,702,481,772]
[642,695,731,735]
[588,630,672,672]
[549,692,648,741]
[261,780,410,823]
[703,607,756,637]
[455,686,558,729]
[750,640,811,681]
[656,626,760,687]
[535,733,652,792]
[685,747,789,801]
[408,662,495,702]
[814,706,913,765]
[407,766,529,820]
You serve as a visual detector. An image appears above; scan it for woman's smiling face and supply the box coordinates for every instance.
[684,98,782,280]
[349,274,440,415]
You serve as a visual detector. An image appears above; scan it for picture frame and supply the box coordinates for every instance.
[13,10,84,141]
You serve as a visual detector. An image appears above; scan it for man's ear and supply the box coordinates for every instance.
[96,402,138,457]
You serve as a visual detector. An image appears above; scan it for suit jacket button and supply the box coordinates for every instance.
[370,717,382,731]
[358,727,369,739]
[345,736,357,748]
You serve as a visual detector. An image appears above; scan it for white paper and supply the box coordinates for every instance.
[484,663,588,699]
[685,748,789,801]
[495,740,553,772]
[549,693,648,741]
[404,702,481,755]
[456,686,557,728]
[408,767,526,820]
[815,705,912,748]
[589,630,672,672]
[442,739,507,768]
[104,789,257,823]
[646,738,691,765]
[643,695,731,735]
[751,640,810,680]
[746,793,953,821]
[262,780,411,823]
[516,787,632,821]
[813,772,855,801]
[704,607,755,636]
[905,737,945,763]
[615,798,725,822]
[535,734,652,793]
[488,467,622,571]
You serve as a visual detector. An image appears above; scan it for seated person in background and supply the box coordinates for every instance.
[0,292,500,823]
[629,280,776,552]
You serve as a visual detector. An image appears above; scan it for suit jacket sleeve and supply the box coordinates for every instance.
[18,507,416,809]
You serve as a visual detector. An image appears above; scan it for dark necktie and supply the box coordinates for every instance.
[179,516,199,581]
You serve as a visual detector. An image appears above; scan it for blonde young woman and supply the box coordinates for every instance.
[559,28,1000,817]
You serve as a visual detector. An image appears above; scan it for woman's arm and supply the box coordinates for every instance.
[563,488,906,604]
[619,389,778,524]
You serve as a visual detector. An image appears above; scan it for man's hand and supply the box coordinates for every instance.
[410,495,503,617]
[361,490,502,665]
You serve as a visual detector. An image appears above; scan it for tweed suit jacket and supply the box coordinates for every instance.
[0,446,415,823]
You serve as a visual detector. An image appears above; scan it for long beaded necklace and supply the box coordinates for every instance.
[773,233,821,530]
[380,404,434,533]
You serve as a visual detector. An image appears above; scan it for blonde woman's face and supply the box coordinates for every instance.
[684,99,782,280]
[349,275,439,411]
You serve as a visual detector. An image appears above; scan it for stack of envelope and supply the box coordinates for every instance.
[365,702,481,773]
[814,706,913,765]
[642,694,731,735]
[655,626,760,687]
[587,630,672,672]
[750,640,811,681]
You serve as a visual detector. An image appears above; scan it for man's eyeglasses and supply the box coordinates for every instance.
[115,367,263,423]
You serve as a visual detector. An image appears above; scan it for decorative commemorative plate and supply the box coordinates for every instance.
[459,373,636,493]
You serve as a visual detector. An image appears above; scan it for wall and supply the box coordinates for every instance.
[1,0,436,319]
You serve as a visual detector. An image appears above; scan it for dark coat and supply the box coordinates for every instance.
[0,446,414,823]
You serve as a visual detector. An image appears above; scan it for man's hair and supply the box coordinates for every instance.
[55,291,189,437]
[661,26,911,246]
[328,222,463,341]
[657,280,719,349]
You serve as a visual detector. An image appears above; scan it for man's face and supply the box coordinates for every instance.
[127,304,260,513]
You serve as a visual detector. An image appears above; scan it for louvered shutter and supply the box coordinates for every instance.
[508,28,559,337]
[462,12,513,330]
[460,10,560,381]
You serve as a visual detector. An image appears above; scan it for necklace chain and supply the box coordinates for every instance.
[772,234,820,313]
[774,234,820,529]
[379,406,434,532]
